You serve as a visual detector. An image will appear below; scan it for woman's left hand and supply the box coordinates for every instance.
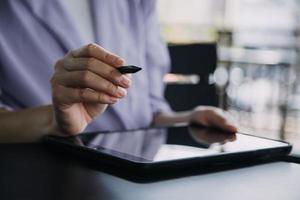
[189,106,238,132]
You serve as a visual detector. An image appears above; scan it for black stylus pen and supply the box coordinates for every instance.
[117,65,142,74]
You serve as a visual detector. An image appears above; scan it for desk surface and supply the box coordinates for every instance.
[1,143,299,200]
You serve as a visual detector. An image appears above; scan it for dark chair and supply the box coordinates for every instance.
[165,43,219,111]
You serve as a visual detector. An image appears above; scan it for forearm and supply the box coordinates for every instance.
[152,111,193,127]
[0,105,57,143]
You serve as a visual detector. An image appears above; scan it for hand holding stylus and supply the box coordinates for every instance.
[50,43,141,135]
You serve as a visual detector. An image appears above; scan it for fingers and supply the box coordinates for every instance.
[70,43,124,67]
[52,70,127,98]
[51,44,129,136]
[192,107,238,132]
[208,112,237,132]
[63,57,131,88]
[52,44,130,110]
[52,85,119,105]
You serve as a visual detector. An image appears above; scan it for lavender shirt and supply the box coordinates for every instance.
[0,0,171,132]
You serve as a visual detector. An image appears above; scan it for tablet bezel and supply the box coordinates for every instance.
[43,125,292,172]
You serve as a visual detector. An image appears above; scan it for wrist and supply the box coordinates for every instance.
[45,105,63,136]
[152,110,194,127]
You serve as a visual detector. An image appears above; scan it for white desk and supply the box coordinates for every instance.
[96,162,300,200]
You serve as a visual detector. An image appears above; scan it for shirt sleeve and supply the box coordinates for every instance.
[0,88,12,110]
[142,0,172,114]
[0,64,13,110]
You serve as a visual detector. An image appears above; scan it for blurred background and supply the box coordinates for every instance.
[157,0,300,152]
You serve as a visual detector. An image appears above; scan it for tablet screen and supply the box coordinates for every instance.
[60,125,290,163]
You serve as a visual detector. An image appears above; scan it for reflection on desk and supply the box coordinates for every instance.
[0,143,299,200]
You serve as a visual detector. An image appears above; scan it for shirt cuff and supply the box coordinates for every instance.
[150,97,172,114]
[0,100,13,111]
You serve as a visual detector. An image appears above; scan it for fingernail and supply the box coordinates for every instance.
[125,74,132,79]
[227,125,238,132]
[120,76,131,87]
[109,97,119,103]
[115,57,125,66]
[116,87,127,98]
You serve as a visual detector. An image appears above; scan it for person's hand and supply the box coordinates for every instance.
[50,43,131,135]
[189,126,237,146]
[189,106,237,132]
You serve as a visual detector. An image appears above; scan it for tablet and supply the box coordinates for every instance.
[43,125,292,171]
